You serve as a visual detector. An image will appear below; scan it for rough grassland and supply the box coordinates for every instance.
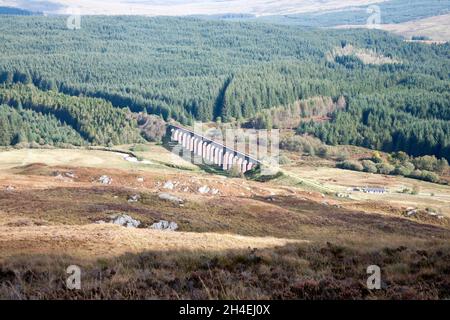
[0,147,449,299]
[335,14,450,42]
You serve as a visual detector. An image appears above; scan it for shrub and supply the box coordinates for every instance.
[392,151,410,163]
[229,164,244,178]
[316,146,329,158]
[361,160,377,173]
[137,114,166,142]
[436,158,449,174]
[371,151,383,164]
[376,162,395,175]
[337,160,364,172]
[130,144,150,152]
[280,135,325,156]
[419,170,440,183]
[409,170,423,179]
[394,162,415,176]
[279,154,291,165]
[335,151,349,161]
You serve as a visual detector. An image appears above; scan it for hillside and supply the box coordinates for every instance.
[0,0,386,16]
[1,1,449,303]
[379,14,450,42]
[259,0,450,27]
[0,16,449,161]
[0,84,143,146]
[0,146,449,299]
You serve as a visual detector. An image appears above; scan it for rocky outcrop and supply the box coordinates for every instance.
[128,194,141,203]
[110,214,140,228]
[150,220,178,231]
[163,181,174,190]
[98,175,112,185]
[159,193,184,205]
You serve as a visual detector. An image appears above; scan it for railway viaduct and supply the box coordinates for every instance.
[169,125,260,174]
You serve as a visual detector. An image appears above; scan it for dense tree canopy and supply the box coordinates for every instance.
[0,103,84,146]
[0,84,142,145]
[0,15,448,160]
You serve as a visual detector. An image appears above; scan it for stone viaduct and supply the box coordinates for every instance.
[169,125,260,173]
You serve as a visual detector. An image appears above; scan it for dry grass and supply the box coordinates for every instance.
[0,148,144,171]
[335,14,450,42]
[283,165,450,218]
[1,241,449,299]
[381,14,450,42]
[1,147,449,299]
[0,224,302,261]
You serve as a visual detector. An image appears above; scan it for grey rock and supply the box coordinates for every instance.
[150,220,178,231]
[159,193,184,204]
[163,181,174,190]
[336,193,349,198]
[99,175,112,185]
[198,185,210,194]
[128,194,141,203]
[65,172,76,179]
[112,214,140,228]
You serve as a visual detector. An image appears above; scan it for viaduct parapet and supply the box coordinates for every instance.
[169,125,260,173]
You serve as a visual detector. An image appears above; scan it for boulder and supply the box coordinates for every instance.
[163,181,174,190]
[65,172,76,179]
[336,193,349,198]
[99,175,112,185]
[198,185,210,194]
[159,193,184,204]
[128,194,141,203]
[137,177,145,183]
[150,220,178,231]
[111,214,140,228]
[54,172,64,180]
[5,185,15,192]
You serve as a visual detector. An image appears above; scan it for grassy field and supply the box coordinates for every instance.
[335,14,450,42]
[381,14,450,42]
[284,165,450,217]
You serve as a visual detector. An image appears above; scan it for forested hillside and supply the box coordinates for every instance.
[0,104,85,146]
[300,90,450,160]
[0,16,449,160]
[0,7,37,16]
[0,84,142,146]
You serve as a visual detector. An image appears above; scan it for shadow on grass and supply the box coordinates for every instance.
[1,241,450,300]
